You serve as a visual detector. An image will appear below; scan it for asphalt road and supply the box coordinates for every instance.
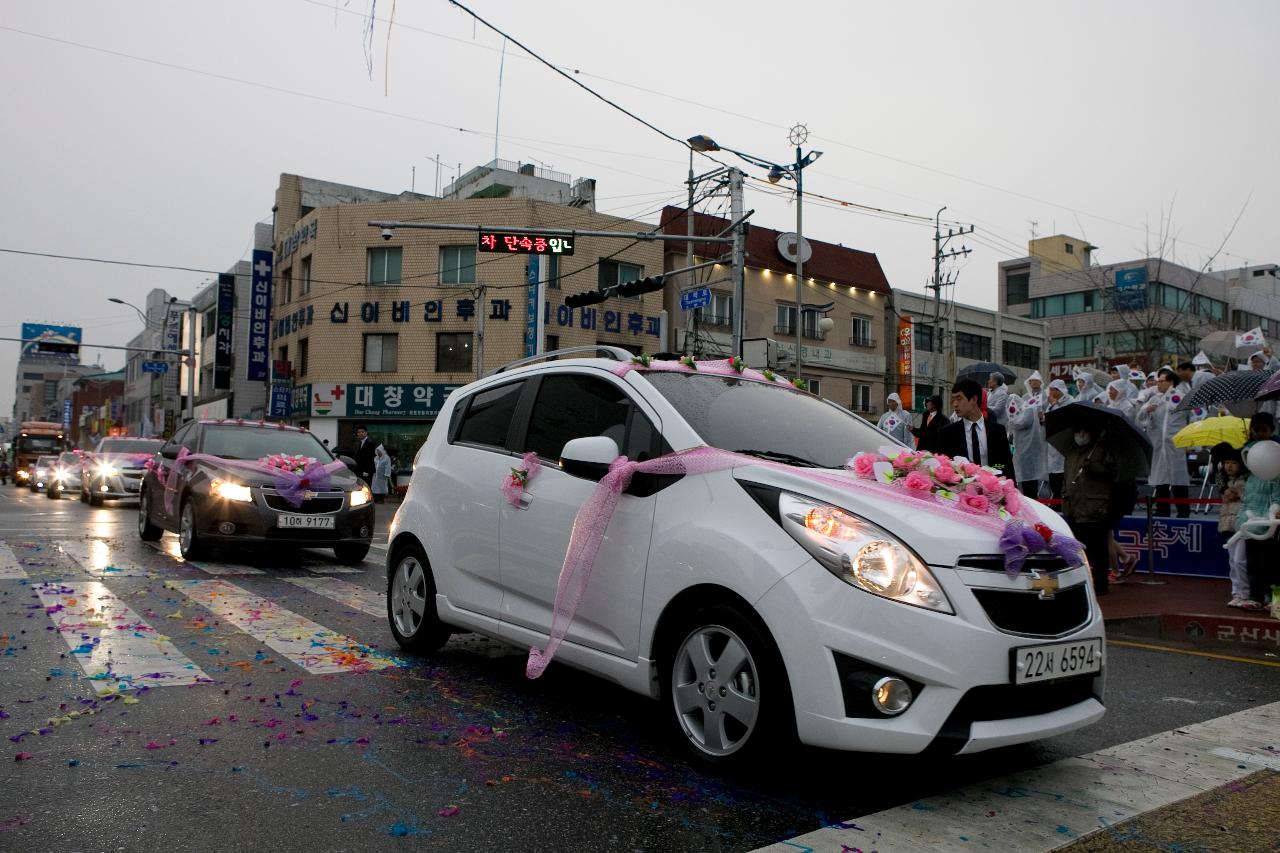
[2,485,1278,852]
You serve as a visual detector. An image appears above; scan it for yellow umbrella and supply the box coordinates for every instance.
[1172,416,1250,449]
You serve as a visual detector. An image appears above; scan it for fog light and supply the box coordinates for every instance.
[871,677,913,716]
[218,522,236,535]
[99,485,109,492]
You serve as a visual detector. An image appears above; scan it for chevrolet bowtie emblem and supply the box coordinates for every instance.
[1029,570,1059,600]
[303,490,319,500]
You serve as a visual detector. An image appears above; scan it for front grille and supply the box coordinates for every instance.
[263,493,343,513]
[924,675,1099,756]
[972,584,1090,637]
[958,554,1075,574]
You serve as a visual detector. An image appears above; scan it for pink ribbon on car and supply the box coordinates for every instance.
[160,448,348,514]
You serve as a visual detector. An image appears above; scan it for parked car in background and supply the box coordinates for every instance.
[29,455,57,493]
[81,437,165,505]
[47,451,83,499]
[138,420,374,564]
[386,348,1105,766]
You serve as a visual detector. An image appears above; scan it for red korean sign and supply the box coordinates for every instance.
[478,231,575,256]
[897,316,914,410]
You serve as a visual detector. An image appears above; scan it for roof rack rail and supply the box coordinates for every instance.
[486,346,634,377]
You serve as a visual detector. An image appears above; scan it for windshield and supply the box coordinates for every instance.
[644,373,898,469]
[37,456,57,468]
[58,453,80,467]
[199,426,332,462]
[19,436,61,452]
[99,439,164,454]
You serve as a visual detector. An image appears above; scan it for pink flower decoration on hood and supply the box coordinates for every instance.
[851,454,877,477]
[977,474,1003,494]
[902,471,933,493]
[961,462,981,477]
[933,463,961,485]
[1003,489,1023,514]
[891,453,919,471]
[959,492,990,513]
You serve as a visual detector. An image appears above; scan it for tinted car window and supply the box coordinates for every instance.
[199,426,331,461]
[58,452,80,467]
[454,381,523,449]
[643,373,892,469]
[523,374,653,461]
[98,439,164,454]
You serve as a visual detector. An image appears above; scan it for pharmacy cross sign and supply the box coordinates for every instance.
[255,258,272,277]
[1029,570,1060,600]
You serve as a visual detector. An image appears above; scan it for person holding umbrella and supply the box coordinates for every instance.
[1140,368,1192,518]
[877,393,913,446]
[1008,393,1046,498]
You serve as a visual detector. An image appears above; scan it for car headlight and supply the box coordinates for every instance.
[210,478,253,503]
[778,492,953,614]
[95,463,119,477]
[36,468,47,478]
[53,467,67,480]
[349,486,373,508]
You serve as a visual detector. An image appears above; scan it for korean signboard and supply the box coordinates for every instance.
[247,250,273,380]
[269,384,293,420]
[318,297,663,339]
[896,316,914,410]
[1112,266,1148,311]
[21,323,82,363]
[214,273,235,390]
[302,383,463,420]
[478,231,574,255]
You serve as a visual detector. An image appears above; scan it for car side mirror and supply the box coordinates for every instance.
[160,445,180,460]
[560,436,619,482]
[339,454,359,476]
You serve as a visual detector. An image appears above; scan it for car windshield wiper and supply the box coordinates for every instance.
[730,449,820,468]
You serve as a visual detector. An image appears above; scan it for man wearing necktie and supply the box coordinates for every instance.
[938,378,1016,480]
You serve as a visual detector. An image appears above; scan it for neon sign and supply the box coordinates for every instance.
[478,232,575,256]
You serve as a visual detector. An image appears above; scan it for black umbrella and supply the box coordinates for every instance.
[1175,368,1274,415]
[955,361,1016,384]
[1044,401,1153,481]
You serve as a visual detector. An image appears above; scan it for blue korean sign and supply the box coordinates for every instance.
[323,298,663,339]
[346,383,463,419]
[214,274,235,390]
[62,399,72,430]
[141,361,170,374]
[269,384,292,419]
[1112,267,1148,311]
[680,287,712,311]
[525,256,540,358]
[1113,516,1227,578]
[247,250,273,380]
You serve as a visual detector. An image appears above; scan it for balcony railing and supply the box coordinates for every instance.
[772,323,826,340]
[848,336,875,348]
[695,314,731,327]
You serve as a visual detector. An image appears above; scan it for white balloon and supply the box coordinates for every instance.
[1244,440,1280,481]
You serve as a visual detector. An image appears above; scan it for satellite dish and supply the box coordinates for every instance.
[777,233,812,264]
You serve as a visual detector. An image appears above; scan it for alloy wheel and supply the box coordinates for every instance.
[391,555,427,638]
[671,624,761,757]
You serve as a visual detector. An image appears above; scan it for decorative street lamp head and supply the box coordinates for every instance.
[788,124,809,146]
[767,165,786,184]
[687,134,721,153]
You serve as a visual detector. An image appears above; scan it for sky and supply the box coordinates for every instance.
[3,0,1277,414]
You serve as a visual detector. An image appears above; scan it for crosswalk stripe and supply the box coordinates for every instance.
[305,564,364,574]
[57,539,154,577]
[34,581,213,693]
[753,701,1280,852]
[283,576,385,619]
[143,540,265,575]
[0,541,28,579]
[165,578,400,675]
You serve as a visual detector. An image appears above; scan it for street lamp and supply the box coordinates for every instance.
[107,297,150,328]
[713,125,823,378]
[683,134,725,356]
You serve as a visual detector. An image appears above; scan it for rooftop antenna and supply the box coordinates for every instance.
[1028,220,1038,241]
[493,37,507,162]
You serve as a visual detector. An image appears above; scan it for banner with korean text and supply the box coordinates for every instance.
[896,316,914,410]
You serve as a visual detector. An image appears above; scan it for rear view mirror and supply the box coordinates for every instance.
[560,436,619,482]
[339,454,359,476]
[160,446,180,460]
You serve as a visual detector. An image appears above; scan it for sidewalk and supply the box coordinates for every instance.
[1099,573,1280,660]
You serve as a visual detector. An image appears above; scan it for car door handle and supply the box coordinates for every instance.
[517,492,533,509]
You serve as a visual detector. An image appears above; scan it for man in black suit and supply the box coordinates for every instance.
[938,378,1016,480]
[351,423,376,486]
[912,395,948,453]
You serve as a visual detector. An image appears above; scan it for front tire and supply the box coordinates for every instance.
[137,488,163,541]
[79,486,89,503]
[88,483,103,506]
[334,542,371,566]
[178,498,206,560]
[659,604,796,767]
[46,485,60,499]
[386,543,450,654]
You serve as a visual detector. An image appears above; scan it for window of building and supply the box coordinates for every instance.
[1030,289,1099,318]
[775,305,796,335]
[203,308,216,339]
[523,374,656,462]
[1002,340,1041,369]
[954,331,992,361]
[279,267,293,304]
[850,315,872,347]
[1065,242,1074,254]
[440,246,475,285]
[801,309,819,339]
[278,345,288,370]
[914,384,933,409]
[545,334,559,353]
[453,380,524,450]
[544,254,561,290]
[1005,271,1030,305]
[852,383,871,412]
[436,332,471,373]
[299,256,312,297]
[297,338,309,378]
[598,260,643,296]
[914,323,936,353]
[363,334,398,372]
[368,247,403,285]
[805,377,821,396]
[694,292,733,327]
[1049,334,1098,359]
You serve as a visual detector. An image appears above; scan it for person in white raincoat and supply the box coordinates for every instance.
[1007,392,1047,498]
[1073,368,1105,405]
[987,374,1010,428]
[1104,378,1137,419]
[1139,367,1191,517]
[877,393,913,445]
[1043,379,1071,498]
[1023,370,1044,407]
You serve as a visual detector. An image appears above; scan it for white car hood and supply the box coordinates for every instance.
[732,464,1071,567]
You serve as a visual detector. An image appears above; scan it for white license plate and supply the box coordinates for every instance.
[1013,639,1103,684]
[277,514,335,530]
[125,480,141,491]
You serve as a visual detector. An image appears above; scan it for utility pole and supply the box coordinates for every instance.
[684,150,696,356]
[474,284,487,379]
[928,207,974,401]
[729,167,746,359]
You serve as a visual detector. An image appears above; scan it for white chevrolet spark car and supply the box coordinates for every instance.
[386,347,1104,764]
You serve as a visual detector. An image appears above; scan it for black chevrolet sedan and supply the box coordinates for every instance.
[138,420,374,564]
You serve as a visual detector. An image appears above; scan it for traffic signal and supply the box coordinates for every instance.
[564,290,606,309]
[616,275,665,298]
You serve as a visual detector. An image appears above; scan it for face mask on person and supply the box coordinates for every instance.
[1073,432,1091,447]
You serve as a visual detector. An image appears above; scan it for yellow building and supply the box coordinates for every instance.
[269,173,663,460]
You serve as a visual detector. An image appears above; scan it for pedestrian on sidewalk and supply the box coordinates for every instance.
[1043,379,1070,499]
[1063,424,1118,595]
[1235,420,1280,614]
[371,445,392,504]
[1212,443,1250,608]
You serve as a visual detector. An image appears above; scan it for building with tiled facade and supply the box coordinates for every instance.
[268,172,663,463]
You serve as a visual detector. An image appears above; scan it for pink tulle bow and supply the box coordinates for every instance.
[501,452,541,507]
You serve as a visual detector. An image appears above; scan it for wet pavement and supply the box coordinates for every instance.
[3,486,1279,852]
